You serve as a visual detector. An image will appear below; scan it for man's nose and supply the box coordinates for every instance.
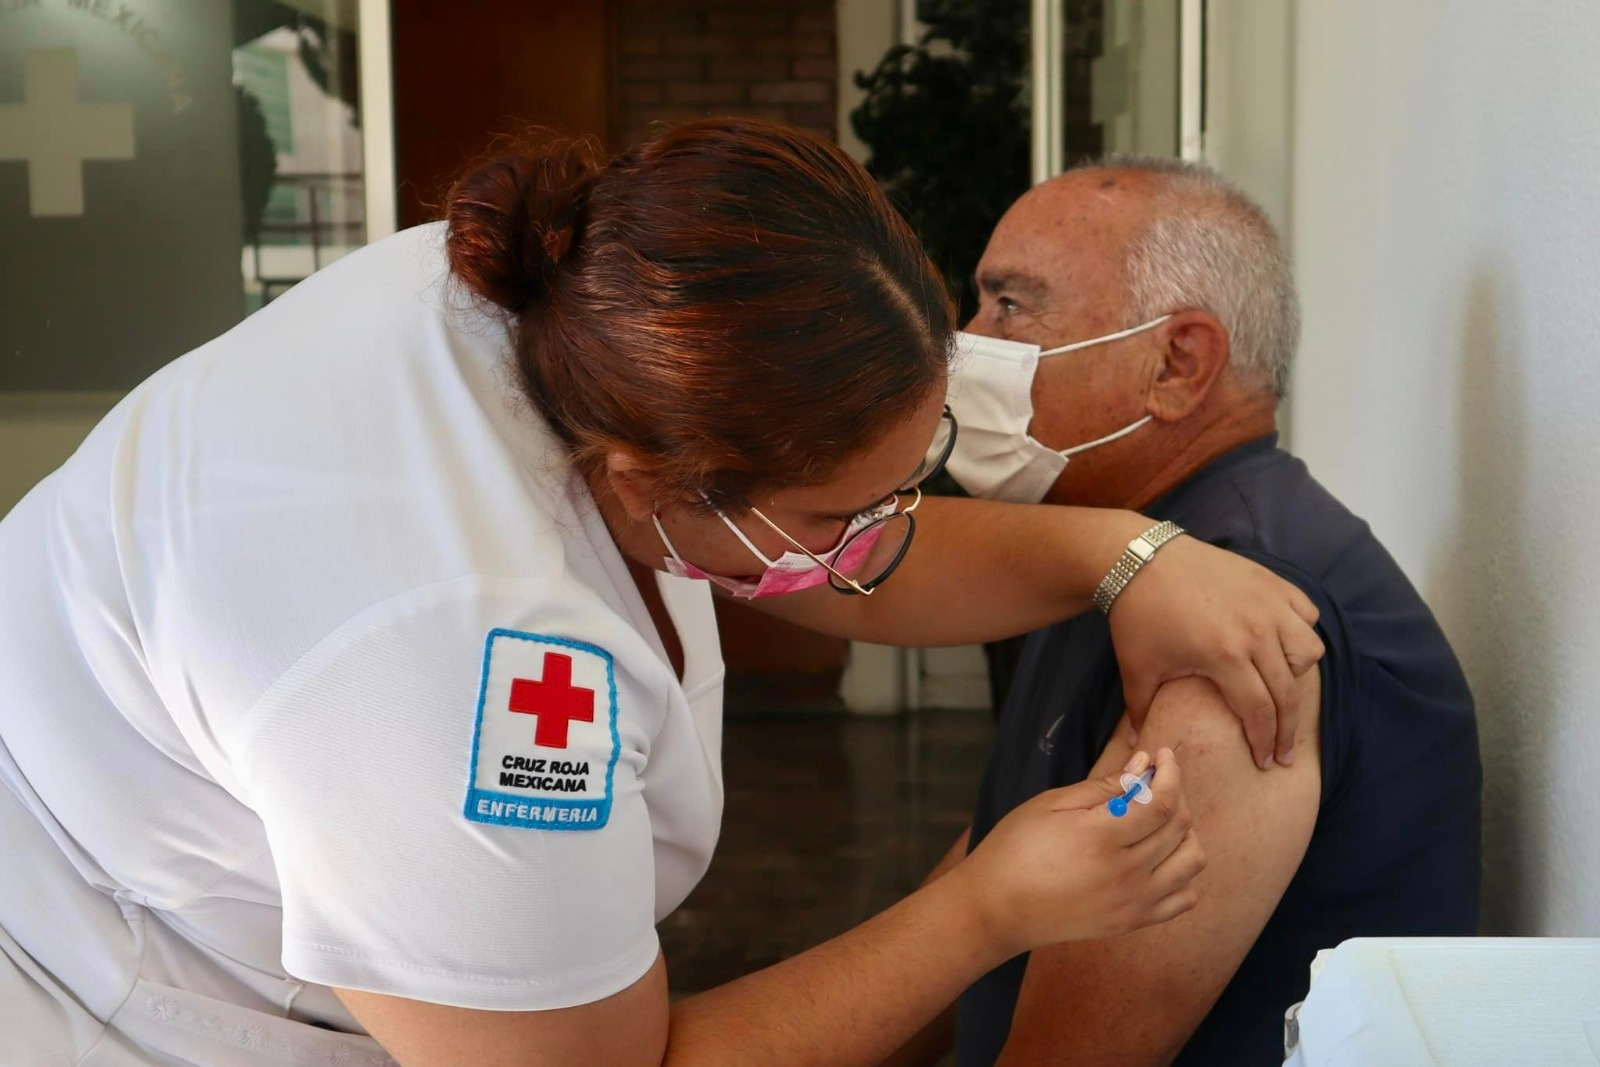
[963,305,997,336]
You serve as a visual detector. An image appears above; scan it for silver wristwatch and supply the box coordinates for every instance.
[1093,521,1186,615]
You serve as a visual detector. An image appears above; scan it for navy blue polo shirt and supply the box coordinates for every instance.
[955,434,1481,1066]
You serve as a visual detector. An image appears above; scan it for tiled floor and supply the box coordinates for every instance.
[659,708,994,1002]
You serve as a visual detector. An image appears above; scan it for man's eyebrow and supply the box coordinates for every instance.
[975,268,1050,299]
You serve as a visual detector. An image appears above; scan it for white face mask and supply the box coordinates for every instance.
[944,315,1172,503]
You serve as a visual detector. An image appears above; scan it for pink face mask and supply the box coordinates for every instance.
[652,501,893,599]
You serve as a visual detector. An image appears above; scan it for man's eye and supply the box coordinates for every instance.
[998,297,1021,316]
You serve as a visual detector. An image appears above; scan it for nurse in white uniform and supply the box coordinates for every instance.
[0,121,1321,1066]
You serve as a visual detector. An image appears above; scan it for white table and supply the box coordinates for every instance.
[1284,938,1600,1066]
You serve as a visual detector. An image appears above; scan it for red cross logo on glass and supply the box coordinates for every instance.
[507,652,595,749]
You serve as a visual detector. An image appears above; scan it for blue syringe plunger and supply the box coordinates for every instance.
[1107,768,1155,818]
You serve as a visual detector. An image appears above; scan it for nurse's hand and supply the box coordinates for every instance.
[1110,535,1324,770]
[954,748,1202,958]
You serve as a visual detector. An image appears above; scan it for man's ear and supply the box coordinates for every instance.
[603,448,664,522]
[1146,310,1231,422]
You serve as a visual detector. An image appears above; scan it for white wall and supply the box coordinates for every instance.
[1287,0,1600,936]
[1202,0,1293,444]
[1202,0,1292,236]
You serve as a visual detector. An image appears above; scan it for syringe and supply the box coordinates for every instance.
[1107,743,1181,817]
[1107,767,1154,817]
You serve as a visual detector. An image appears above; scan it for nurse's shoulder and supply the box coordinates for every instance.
[104,219,593,706]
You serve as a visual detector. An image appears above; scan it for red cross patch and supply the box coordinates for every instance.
[508,653,595,749]
[464,630,618,831]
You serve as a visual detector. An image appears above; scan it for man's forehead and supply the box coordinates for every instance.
[1003,171,1152,240]
[982,174,1149,292]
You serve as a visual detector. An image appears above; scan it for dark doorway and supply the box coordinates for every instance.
[390,0,616,227]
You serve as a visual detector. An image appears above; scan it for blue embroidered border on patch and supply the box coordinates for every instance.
[462,628,621,832]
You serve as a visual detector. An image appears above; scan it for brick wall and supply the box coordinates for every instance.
[616,0,838,148]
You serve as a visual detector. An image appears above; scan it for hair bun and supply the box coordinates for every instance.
[446,140,601,313]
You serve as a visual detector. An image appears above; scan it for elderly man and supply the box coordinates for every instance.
[918,159,1482,1066]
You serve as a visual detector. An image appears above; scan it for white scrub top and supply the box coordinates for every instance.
[0,225,725,1064]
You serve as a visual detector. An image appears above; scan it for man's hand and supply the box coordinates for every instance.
[1111,537,1324,769]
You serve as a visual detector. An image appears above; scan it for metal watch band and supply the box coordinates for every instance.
[1093,520,1186,615]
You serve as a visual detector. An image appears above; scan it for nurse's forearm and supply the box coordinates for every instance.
[333,866,1001,1067]
[768,495,1145,646]
[759,496,1325,769]
[663,861,1003,1067]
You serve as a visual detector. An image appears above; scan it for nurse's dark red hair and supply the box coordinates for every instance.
[445,119,954,510]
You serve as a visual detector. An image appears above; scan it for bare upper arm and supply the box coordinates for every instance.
[995,665,1322,1067]
[335,952,669,1067]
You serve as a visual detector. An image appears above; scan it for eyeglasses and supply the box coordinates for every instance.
[746,406,958,596]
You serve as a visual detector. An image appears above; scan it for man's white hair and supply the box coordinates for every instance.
[1072,156,1300,398]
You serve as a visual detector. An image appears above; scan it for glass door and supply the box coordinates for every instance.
[1030,0,1202,183]
[0,0,395,394]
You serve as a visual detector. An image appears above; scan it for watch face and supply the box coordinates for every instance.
[1129,538,1158,562]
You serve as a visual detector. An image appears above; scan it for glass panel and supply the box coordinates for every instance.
[233,2,364,313]
[0,0,367,391]
[1087,0,1181,157]
[1058,0,1107,165]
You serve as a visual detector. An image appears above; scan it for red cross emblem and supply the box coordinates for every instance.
[508,652,595,749]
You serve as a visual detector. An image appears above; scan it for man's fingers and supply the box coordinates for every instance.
[1254,643,1300,767]
[1215,663,1277,770]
